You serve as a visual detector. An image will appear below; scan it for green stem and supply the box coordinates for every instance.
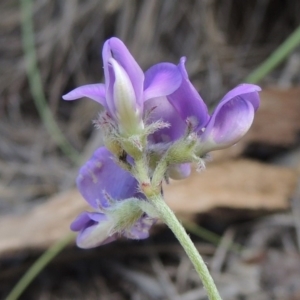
[20,0,80,164]
[5,233,75,300]
[134,157,149,184]
[150,195,222,300]
[245,24,300,84]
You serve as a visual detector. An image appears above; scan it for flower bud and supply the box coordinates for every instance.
[108,58,144,136]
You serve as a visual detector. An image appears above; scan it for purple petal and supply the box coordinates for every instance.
[124,216,155,240]
[200,97,255,152]
[62,84,106,107]
[70,211,107,231]
[220,84,261,111]
[76,147,138,209]
[144,63,182,100]
[145,96,186,143]
[103,37,144,107]
[167,57,209,129]
[168,163,191,180]
[106,57,144,135]
[71,211,116,248]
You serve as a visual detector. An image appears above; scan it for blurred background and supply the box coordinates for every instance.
[1,0,300,299]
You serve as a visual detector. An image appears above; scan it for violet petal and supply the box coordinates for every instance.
[124,216,155,240]
[200,97,255,151]
[105,62,117,118]
[144,63,182,100]
[71,211,116,248]
[104,37,144,107]
[219,83,261,111]
[145,96,186,143]
[62,84,106,107]
[76,147,138,209]
[168,163,191,180]
[167,57,209,129]
[70,211,107,232]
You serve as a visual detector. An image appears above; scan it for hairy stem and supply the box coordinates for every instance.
[149,194,222,300]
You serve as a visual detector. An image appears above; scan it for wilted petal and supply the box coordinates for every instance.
[71,211,116,248]
[168,163,191,180]
[219,83,261,111]
[104,37,144,107]
[124,216,155,240]
[76,147,138,209]
[62,84,106,107]
[144,63,182,100]
[167,57,209,129]
[145,96,186,143]
[200,97,255,152]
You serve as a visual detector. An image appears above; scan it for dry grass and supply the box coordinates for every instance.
[1,0,300,299]
[1,0,299,213]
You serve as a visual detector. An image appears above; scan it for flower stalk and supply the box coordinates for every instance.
[130,138,222,299]
[130,145,222,299]
[149,194,222,300]
[63,36,261,300]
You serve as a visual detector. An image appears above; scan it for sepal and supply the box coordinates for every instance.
[71,197,155,249]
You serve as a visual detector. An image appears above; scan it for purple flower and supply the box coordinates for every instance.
[143,58,260,178]
[71,147,154,248]
[198,84,260,153]
[143,95,191,179]
[167,57,261,154]
[143,64,194,180]
[63,37,182,136]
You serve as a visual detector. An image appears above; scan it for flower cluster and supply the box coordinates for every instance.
[63,37,261,248]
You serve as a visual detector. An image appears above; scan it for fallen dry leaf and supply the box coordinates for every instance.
[0,159,296,256]
[0,189,82,256]
[248,87,300,146]
[164,159,296,213]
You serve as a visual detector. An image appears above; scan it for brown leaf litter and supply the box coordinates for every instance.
[0,159,296,257]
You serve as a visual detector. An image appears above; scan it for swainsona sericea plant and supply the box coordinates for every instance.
[63,37,261,300]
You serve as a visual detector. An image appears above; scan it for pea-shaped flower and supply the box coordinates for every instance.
[63,37,182,137]
[166,57,261,155]
[71,147,154,248]
[143,57,261,178]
